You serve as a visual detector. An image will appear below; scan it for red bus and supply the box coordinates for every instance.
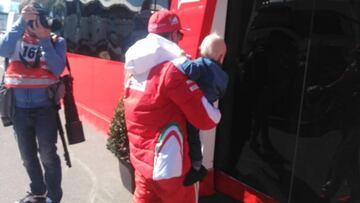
[48,0,360,202]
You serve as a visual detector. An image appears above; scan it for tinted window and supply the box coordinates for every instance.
[216,0,360,202]
[60,0,169,61]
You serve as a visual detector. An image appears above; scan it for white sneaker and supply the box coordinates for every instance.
[15,192,46,203]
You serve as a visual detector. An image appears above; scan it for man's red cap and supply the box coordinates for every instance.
[148,10,182,34]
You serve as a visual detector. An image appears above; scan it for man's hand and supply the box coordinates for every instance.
[178,49,192,59]
[21,5,38,23]
[178,49,186,57]
[27,18,51,39]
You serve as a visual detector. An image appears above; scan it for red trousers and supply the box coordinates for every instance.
[133,170,198,203]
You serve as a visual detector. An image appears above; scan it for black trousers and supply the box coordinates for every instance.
[187,123,203,162]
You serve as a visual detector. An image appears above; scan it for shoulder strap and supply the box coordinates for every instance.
[4,58,8,70]
[65,56,71,75]
[2,58,9,84]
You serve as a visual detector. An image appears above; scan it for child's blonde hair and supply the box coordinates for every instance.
[200,33,227,64]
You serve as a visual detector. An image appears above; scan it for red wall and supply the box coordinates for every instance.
[68,53,124,134]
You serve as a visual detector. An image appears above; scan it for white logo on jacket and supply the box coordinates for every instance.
[153,123,183,180]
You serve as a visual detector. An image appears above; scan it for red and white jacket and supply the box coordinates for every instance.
[124,33,221,180]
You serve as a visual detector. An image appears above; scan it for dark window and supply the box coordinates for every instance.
[216,0,360,202]
[60,0,169,61]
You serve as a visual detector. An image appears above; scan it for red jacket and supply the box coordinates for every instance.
[124,34,221,180]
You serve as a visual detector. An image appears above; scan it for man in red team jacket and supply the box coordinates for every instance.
[123,10,222,203]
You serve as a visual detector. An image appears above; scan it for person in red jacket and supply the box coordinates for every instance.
[124,10,222,203]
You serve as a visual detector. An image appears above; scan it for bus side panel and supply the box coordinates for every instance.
[68,53,124,133]
[171,0,217,58]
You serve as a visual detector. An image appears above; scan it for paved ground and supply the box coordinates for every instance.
[0,115,134,203]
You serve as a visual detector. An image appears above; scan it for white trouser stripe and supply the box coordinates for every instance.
[195,182,199,203]
[201,96,221,124]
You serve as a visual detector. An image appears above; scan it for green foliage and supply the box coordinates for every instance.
[106,98,130,163]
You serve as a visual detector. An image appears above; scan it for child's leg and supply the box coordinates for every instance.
[187,123,202,170]
[184,123,207,186]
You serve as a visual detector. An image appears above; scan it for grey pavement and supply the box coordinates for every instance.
[0,116,133,203]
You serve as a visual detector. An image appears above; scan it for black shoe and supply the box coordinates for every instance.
[320,178,341,199]
[16,192,46,203]
[45,197,60,203]
[183,165,208,186]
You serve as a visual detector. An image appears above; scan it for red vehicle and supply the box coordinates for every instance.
[58,0,360,202]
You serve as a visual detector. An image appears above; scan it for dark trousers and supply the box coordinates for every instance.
[187,123,203,163]
[13,106,62,202]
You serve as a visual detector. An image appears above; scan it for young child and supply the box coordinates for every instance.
[181,33,229,186]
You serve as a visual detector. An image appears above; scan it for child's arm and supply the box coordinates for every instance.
[180,59,202,81]
[204,58,229,100]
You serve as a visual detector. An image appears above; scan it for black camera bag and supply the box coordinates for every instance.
[0,58,14,127]
[50,35,85,145]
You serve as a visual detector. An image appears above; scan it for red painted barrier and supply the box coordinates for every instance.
[68,53,124,134]
[215,171,280,203]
